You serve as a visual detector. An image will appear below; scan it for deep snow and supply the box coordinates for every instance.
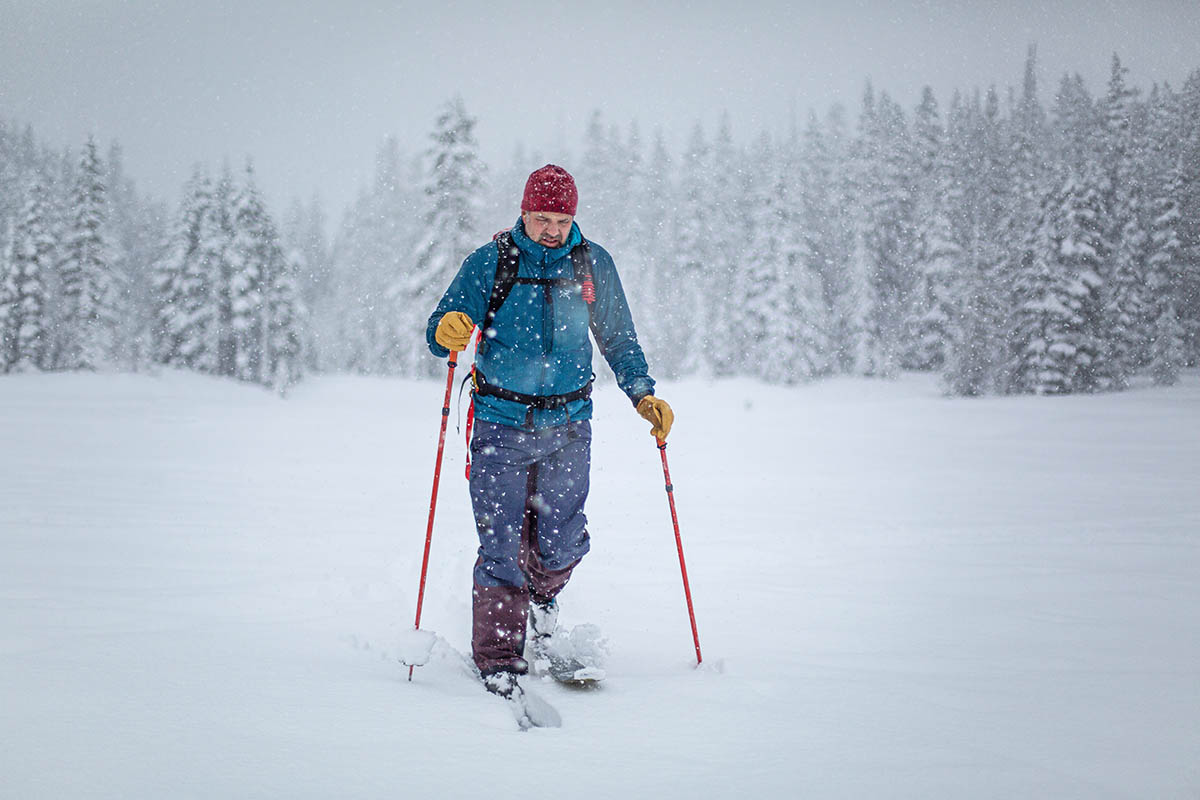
[2,370,1199,799]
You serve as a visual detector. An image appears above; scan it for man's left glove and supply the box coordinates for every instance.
[434,311,474,351]
[636,395,674,440]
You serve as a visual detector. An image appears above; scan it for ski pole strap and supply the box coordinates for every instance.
[473,369,593,410]
[458,369,475,479]
[464,392,476,480]
[443,356,457,417]
[455,371,472,431]
[463,328,484,480]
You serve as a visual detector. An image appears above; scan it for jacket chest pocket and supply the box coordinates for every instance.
[551,284,591,351]
[491,285,547,353]
[489,281,589,355]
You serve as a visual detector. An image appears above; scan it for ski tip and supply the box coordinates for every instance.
[571,666,606,682]
[549,665,605,687]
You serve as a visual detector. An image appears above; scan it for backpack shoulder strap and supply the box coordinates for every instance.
[569,239,594,297]
[484,230,520,335]
[486,232,596,337]
[569,238,599,336]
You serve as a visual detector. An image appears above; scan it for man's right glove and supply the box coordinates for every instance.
[636,395,674,440]
[434,311,474,351]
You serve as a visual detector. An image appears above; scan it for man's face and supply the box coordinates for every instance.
[522,210,574,249]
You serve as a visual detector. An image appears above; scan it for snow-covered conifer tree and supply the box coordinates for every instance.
[2,179,55,371]
[605,121,645,303]
[1056,161,1109,392]
[673,123,716,378]
[577,111,622,233]
[800,106,857,373]
[906,87,961,372]
[0,224,16,372]
[1144,86,1188,385]
[328,138,421,373]
[1175,69,1200,364]
[282,195,329,371]
[394,97,485,377]
[105,141,166,370]
[856,86,917,377]
[742,133,829,382]
[153,169,220,371]
[1013,171,1088,394]
[228,163,273,383]
[267,245,305,393]
[636,130,680,378]
[228,164,304,391]
[1099,54,1150,389]
[1004,47,1053,391]
[703,113,750,377]
[942,88,1009,395]
[846,224,886,378]
[58,137,120,371]
[205,167,239,377]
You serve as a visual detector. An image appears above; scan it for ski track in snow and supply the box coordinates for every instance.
[2,369,1200,799]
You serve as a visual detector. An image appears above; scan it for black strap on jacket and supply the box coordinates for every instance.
[484,230,596,340]
[473,368,592,410]
[472,231,598,414]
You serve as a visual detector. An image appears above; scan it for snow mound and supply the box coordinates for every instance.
[546,623,609,670]
[396,628,438,667]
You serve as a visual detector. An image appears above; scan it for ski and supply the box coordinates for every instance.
[528,622,607,688]
[534,650,605,687]
[401,631,562,730]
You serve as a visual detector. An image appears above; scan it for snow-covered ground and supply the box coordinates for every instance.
[2,369,1199,799]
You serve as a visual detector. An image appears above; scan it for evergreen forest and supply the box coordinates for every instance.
[2,50,1198,395]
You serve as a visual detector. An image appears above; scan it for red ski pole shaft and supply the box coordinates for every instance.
[409,351,459,680]
[657,438,702,665]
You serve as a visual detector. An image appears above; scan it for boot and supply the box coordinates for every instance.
[482,669,520,700]
[528,596,559,662]
[530,596,559,638]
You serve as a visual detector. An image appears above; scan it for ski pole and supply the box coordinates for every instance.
[657,438,702,666]
[409,350,459,681]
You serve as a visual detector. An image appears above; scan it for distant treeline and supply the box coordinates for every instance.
[3,48,1198,394]
[0,136,304,392]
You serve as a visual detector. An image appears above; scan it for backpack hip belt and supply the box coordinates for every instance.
[473,368,593,410]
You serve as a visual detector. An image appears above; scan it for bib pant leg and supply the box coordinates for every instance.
[468,420,591,675]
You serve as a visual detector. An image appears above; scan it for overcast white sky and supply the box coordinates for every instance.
[2,0,1198,218]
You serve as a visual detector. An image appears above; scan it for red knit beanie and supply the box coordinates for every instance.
[521,164,578,216]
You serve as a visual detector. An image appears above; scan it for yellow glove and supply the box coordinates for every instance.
[636,395,674,440]
[434,311,474,351]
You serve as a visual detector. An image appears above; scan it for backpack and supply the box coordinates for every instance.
[482,229,597,341]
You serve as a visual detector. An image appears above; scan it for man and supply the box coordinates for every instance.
[426,164,672,699]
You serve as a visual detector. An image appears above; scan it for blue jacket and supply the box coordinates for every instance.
[427,218,655,429]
